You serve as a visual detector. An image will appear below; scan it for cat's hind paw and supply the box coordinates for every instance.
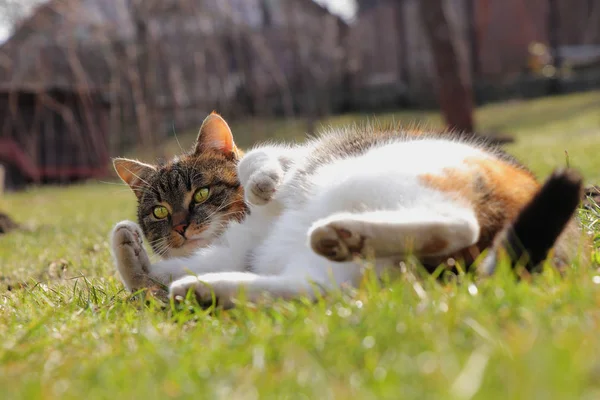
[111,220,155,292]
[309,218,368,262]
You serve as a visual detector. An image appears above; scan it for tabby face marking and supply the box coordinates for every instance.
[138,156,245,258]
[114,112,247,258]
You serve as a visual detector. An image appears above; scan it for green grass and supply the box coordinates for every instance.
[1,92,600,399]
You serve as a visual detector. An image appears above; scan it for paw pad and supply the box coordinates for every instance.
[310,224,366,262]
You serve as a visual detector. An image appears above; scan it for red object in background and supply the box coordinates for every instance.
[0,138,107,184]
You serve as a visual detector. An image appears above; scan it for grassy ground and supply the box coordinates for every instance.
[1,92,600,399]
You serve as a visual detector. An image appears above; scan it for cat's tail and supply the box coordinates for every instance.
[478,168,584,276]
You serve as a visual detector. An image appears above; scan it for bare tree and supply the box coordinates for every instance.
[547,0,562,94]
[419,0,475,135]
[0,0,350,190]
[125,0,156,152]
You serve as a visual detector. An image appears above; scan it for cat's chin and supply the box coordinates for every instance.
[166,238,210,258]
[184,238,210,249]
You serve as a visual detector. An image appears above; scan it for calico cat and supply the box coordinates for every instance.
[111,117,590,306]
[113,112,247,259]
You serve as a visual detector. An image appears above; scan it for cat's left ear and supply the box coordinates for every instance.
[113,158,156,199]
[194,112,239,159]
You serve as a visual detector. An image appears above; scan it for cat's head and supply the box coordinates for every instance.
[114,112,247,258]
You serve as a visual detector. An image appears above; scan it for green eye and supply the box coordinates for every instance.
[153,206,169,219]
[193,187,210,203]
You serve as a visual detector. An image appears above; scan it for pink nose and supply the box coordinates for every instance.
[173,224,188,236]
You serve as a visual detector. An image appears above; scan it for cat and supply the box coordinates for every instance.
[113,112,247,260]
[111,118,589,306]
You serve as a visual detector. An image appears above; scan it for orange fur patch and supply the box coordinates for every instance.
[420,156,540,262]
[421,236,449,254]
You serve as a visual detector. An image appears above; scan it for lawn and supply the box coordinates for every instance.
[1,92,600,399]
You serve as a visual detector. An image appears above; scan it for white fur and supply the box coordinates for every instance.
[113,135,489,306]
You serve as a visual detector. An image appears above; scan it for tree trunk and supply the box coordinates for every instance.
[419,0,475,135]
[547,0,562,94]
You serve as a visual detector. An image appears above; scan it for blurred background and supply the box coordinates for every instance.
[0,0,599,191]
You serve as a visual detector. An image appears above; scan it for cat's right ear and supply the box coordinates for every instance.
[113,158,156,198]
[194,112,239,159]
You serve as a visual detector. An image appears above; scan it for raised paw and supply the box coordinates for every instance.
[169,274,236,309]
[245,167,283,206]
[111,220,155,292]
[309,220,367,262]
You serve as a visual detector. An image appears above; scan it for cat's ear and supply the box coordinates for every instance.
[194,111,239,158]
[113,158,156,198]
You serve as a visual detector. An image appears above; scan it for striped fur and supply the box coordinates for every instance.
[113,113,247,259]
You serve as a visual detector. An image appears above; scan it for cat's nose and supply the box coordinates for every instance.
[173,224,188,236]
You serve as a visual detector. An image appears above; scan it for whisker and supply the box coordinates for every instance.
[105,188,141,194]
[151,241,171,258]
[98,180,128,186]
[190,150,203,172]
[172,123,184,153]
[147,237,168,246]
[212,197,242,214]
[123,166,152,187]
[201,200,244,224]
[216,210,245,220]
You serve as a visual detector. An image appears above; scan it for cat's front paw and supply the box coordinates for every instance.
[238,149,284,206]
[245,167,283,206]
[111,220,157,293]
[169,274,236,309]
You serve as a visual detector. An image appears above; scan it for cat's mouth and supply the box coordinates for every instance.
[169,222,222,257]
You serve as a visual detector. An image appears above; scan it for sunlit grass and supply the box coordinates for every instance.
[1,92,599,399]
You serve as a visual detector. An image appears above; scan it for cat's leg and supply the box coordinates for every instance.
[309,208,480,262]
[111,221,171,293]
[169,271,325,308]
[168,241,371,309]
[111,221,202,292]
[111,220,250,293]
[237,145,305,206]
[239,155,283,206]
